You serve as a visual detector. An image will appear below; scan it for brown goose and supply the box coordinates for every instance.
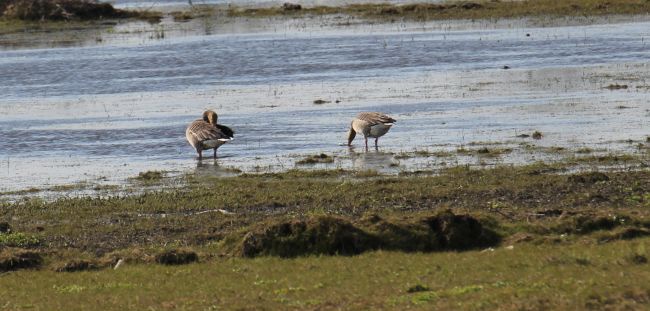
[347,112,396,149]
[186,110,234,160]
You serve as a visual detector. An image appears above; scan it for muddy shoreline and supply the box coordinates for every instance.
[2,165,650,265]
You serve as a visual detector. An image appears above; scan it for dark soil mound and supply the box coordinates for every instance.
[556,215,623,234]
[0,222,10,233]
[238,211,500,258]
[54,259,99,272]
[0,249,42,271]
[423,210,500,250]
[282,2,301,11]
[2,0,129,21]
[155,249,199,265]
[241,216,373,258]
[568,172,610,184]
[609,228,650,241]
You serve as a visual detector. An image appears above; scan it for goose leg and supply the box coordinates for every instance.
[364,137,368,150]
[197,150,203,161]
[375,138,379,148]
[213,148,217,159]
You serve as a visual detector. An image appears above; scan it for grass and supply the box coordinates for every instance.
[0,0,161,37]
[455,146,512,157]
[0,232,41,247]
[131,170,165,182]
[295,153,335,165]
[0,0,162,22]
[576,147,594,154]
[1,163,650,306]
[226,0,650,21]
[234,211,500,258]
[1,163,650,255]
[0,13,160,37]
[0,239,648,309]
[395,149,454,159]
[170,4,214,22]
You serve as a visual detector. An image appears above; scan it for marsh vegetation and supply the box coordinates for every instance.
[1,162,650,308]
[226,0,650,21]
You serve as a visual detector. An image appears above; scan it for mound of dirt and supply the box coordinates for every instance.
[423,210,500,250]
[557,215,622,234]
[238,211,500,258]
[155,249,199,265]
[568,172,610,184]
[2,0,129,21]
[241,216,373,258]
[54,259,99,272]
[604,228,650,241]
[0,248,42,271]
[0,222,10,233]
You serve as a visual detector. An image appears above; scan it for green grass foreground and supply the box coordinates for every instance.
[1,240,649,309]
[227,0,650,21]
[1,164,650,308]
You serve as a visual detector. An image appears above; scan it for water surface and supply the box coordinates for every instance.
[1,19,649,191]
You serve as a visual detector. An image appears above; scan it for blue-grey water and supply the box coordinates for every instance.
[2,23,649,99]
[1,16,649,191]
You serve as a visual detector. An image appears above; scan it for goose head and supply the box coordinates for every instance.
[347,124,356,146]
[203,110,218,125]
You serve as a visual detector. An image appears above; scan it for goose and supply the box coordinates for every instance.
[186,110,234,160]
[347,112,396,149]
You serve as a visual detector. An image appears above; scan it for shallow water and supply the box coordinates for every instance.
[1,18,649,191]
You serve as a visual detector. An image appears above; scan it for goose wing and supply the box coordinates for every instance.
[356,112,396,125]
[187,120,228,141]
